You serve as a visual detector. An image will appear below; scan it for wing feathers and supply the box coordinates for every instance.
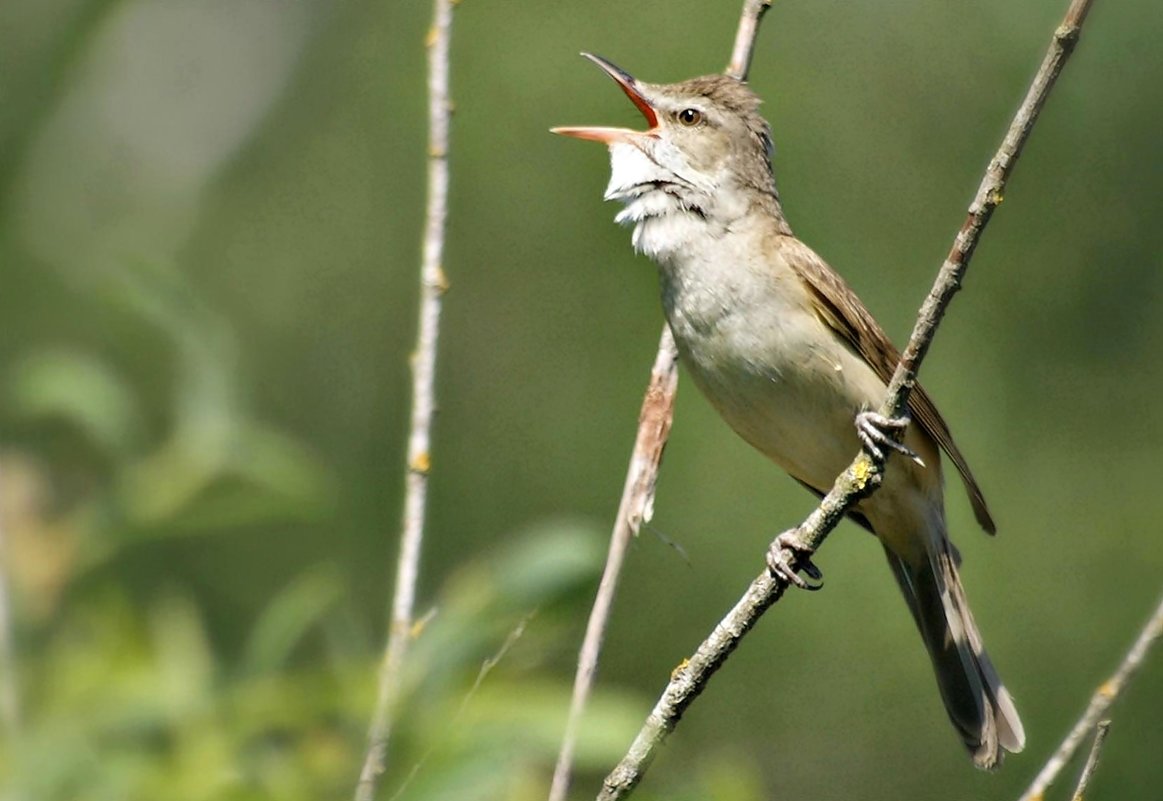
[780,237,996,534]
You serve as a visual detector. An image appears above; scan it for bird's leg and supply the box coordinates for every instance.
[766,530,823,591]
[855,410,924,466]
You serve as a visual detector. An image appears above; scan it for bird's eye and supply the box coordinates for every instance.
[677,108,702,126]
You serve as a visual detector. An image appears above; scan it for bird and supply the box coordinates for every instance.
[552,53,1025,769]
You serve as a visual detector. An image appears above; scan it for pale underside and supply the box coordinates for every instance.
[604,142,992,558]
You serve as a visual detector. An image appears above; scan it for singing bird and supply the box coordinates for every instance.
[553,54,1024,768]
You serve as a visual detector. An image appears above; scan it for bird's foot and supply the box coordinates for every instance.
[766,530,823,591]
[855,410,924,466]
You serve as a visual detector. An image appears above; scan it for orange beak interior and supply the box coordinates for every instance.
[552,53,658,144]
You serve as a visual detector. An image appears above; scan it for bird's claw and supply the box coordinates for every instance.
[766,530,823,591]
[855,410,924,466]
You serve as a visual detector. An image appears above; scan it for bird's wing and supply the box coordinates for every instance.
[782,237,996,534]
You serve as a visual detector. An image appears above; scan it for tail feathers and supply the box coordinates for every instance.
[885,545,1025,770]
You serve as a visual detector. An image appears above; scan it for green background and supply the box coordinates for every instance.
[1,0,1160,799]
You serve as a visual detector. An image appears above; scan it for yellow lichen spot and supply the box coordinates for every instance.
[410,451,431,474]
[424,26,438,47]
[430,265,451,294]
[1027,793,1044,801]
[670,658,690,681]
[1097,679,1117,698]
[991,190,1005,206]
[853,456,873,489]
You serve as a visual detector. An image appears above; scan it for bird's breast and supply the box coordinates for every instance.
[658,250,887,491]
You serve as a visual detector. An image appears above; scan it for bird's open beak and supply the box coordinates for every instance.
[551,53,659,145]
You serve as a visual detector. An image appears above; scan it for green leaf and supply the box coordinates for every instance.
[9,350,140,455]
[243,565,344,674]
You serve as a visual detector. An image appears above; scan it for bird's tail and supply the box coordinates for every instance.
[884,541,1026,769]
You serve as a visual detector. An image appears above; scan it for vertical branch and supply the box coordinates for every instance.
[355,2,455,800]
[1018,593,1163,801]
[596,0,1099,797]
[547,3,773,798]
[726,0,773,81]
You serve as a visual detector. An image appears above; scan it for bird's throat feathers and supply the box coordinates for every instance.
[603,142,730,262]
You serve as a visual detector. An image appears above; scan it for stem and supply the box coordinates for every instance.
[880,0,1096,421]
[1069,721,1111,801]
[726,0,773,81]
[548,329,679,801]
[355,2,455,799]
[1018,593,1163,801]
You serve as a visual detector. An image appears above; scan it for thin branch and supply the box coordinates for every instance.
[1019,593,1163,801]
[548,2,772,798]
[597,0,1098,797]
[389,614,534,801]
[1069,721,1111,801]
[726,0,773,81]
[356,2,455,800]
[877,0,1095,423]
[548,329,679,801]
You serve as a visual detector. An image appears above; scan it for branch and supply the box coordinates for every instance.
[389,614,534,801]
[548,328,679,801]
[726,0,773,82]
[877,0,1095,422]
[1018,593,1163,801]
[1069,721,1111,801]
[547,3,772,799]
[597,1,1098,797]
[355,2,455,800]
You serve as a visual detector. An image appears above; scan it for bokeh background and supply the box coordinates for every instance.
[1,0,1161,799]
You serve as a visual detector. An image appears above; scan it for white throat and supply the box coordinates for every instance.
[601,141,756,264]
[602,142,718,263]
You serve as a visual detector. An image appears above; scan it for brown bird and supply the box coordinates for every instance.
[553,53,1025,768]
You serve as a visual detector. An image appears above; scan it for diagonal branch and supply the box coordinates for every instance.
[597,0,1098,798]
[1018,592,1163,801]
[548,328,679,801]
[1069,720,1111,801]
[355,1,456,800]
[547,4,772,800]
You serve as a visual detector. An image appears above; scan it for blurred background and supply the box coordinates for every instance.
[1,0,1160,799]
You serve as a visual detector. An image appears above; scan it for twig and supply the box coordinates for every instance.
[547,3,772,799]
[597,1,1098,798]
[726,0,773,82]
[548,329,679,801]
[1019,593,1163,801]
[355,2,455,800]
[1069,721,1111,801]
[389,614,534,801]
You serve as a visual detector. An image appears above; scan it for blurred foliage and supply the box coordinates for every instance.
[0,0,1160,800]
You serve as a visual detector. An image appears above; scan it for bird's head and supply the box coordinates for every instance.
[553,53,778,225]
